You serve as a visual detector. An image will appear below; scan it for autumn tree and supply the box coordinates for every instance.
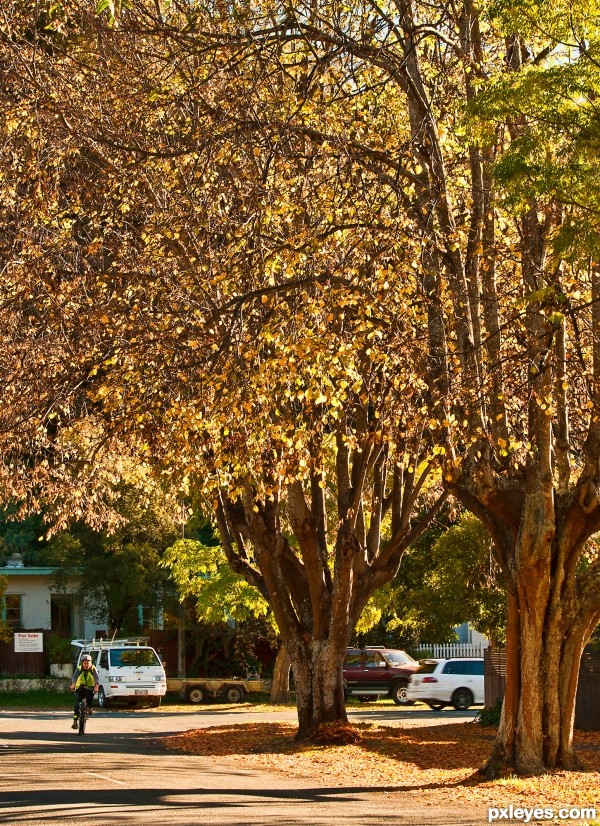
[117,0,600,775]
[1,0,599,771]
[0,1,446,737]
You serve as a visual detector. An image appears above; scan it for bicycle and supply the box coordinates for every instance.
[71,687,93,735]
[78,695,88,736]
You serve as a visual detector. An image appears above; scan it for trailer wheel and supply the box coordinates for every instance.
[223,685,244,703]
[187,686,205,704]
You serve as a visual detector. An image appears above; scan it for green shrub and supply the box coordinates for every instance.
[474,697,502,726]
[46,636,73,664]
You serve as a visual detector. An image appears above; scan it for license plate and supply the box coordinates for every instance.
[135,689,148,695]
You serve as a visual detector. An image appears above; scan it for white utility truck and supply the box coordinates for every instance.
[71,637,167,708]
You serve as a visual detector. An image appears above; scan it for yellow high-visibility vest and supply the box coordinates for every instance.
[75,668,97,689]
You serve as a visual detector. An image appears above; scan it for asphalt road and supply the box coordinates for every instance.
[0,705,487,826]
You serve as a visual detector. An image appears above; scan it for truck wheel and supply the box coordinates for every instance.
[187,686,205,704]
[223,685,244,703]
[391,682,411,705]
[97,687,111,708]
[149,697,161,708]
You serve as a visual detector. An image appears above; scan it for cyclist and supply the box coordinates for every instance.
[70,654,99,730]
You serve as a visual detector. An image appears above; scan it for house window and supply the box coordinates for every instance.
[3,595,23,627]
[51,595,73,637]
[137,604,163,630]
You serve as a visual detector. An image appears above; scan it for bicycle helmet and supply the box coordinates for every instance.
[81,654,92,663]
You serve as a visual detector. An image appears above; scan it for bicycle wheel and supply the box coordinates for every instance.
[79,699,87,736]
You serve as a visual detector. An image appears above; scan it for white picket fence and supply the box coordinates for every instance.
[415,642,487,659]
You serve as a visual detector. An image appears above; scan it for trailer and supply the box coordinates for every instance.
[167,676,264,704]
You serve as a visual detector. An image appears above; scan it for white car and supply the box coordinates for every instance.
[406,657,484,710]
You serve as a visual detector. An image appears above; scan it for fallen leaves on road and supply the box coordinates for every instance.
[162,722,600,813]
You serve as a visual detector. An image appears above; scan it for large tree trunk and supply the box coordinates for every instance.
[288,639,348,737]
[471,484,599,777]
[483,589,587,777]
[269,645,291,704]
[483,597,583,777]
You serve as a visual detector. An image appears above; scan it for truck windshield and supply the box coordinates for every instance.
[385,651,416,665]
[109,648,161,668]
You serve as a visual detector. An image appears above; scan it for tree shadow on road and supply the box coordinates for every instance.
[0,783,486,826]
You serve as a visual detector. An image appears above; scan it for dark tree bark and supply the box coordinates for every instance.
[216,467,446,738]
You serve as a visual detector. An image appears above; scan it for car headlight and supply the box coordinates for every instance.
[109,676,126,682]
[154,676,164,681]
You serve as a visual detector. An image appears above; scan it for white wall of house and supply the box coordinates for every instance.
[470,627,489,646]
[0,568,50,629]
[5,574,51,629]
[454,622,489,646]
[1,568,102,639]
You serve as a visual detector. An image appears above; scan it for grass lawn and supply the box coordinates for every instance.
[0,689,73,709]
[0,686,389,712]
[0,688,295,712]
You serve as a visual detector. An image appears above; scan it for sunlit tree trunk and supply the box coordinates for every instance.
[270,645,291,704]
[452,464,600,776]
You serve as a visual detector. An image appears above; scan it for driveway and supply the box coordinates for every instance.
[0,706,487,826]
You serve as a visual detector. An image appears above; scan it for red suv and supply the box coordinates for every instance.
[343,646,420,705]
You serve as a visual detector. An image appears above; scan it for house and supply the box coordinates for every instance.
[415,623,490,659]
[1,551,164,639]
[1,553,102,639]
[454,622,489,647]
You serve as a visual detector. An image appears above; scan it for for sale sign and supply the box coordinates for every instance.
[14,632,43,653]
